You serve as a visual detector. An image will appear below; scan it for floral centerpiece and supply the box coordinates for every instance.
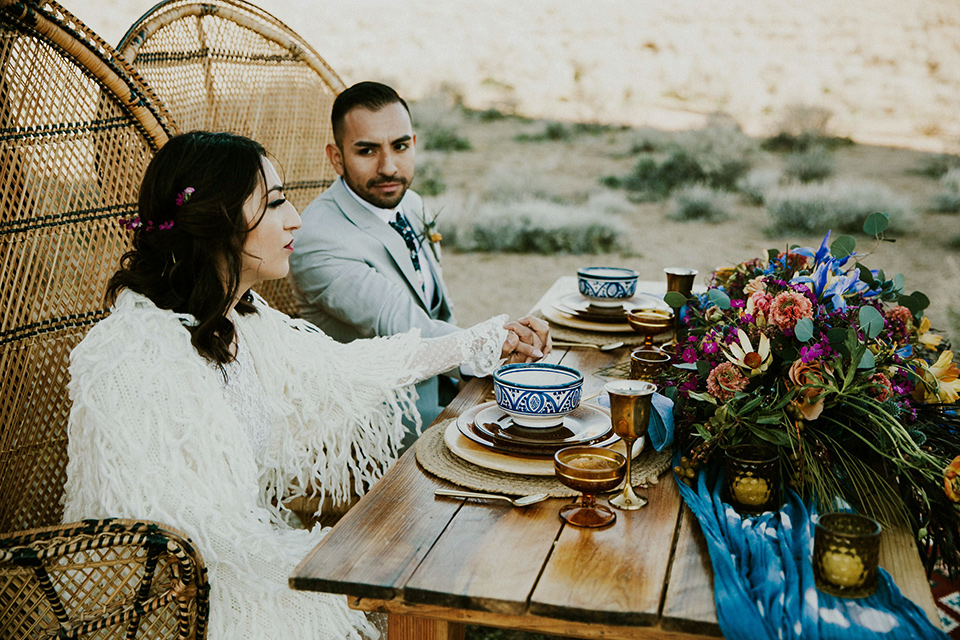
[661,213,960,575]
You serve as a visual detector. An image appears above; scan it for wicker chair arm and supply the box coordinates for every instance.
[0,519,209,640]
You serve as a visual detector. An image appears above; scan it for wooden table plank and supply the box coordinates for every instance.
[403,497,564,614]
[355,597,722,640]
[529,475,683,626]
[879,526,940,626]
[290,449,459,598]
[661,506,721,636]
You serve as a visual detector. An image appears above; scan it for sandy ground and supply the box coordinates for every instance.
[78,0,960,152]
[66,0,960,344]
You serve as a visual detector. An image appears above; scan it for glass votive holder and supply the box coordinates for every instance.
[722,444,781,515]
[630,348,671,381]
[813,512,882,599]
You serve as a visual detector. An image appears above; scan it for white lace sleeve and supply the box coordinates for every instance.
[405,314,509,384]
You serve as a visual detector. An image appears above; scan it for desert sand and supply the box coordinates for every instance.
[70,0,960,343]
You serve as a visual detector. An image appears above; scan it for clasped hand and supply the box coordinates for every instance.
[500,316,552,364]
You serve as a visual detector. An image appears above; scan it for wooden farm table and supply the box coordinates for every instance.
[290,278,940,639]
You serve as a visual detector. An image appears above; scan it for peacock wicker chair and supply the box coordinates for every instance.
[118,0,346,317]
[0,2,208,638]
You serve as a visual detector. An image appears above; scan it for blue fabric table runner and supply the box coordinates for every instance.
[675,465,948,639]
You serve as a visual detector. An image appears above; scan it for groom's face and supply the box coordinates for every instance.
[327,102,417,209]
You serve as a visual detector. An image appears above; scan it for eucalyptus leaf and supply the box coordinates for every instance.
[911,291,930,310]
[831,235,856,259]
[664,291,687,309]
[857,348,876,370]
[794,317,815,342]
[662,386,677,401]
[826,327,848,345]
[898,294,921,316]
[696,360,712,378]
[858,306,884,339]
[674,362,698,370]
[863,211,889,237]
[893,273,905,292]
[856,264,876,286]
[708,289,731,310]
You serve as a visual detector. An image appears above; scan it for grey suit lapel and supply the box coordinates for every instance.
[330,180,431,309]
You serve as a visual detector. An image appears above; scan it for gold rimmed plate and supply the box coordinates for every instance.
[554,293,668,323]
[457,401,618,457]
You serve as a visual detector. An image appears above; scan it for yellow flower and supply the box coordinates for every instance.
[723,329,772,377]
[917,316,942,350]
[428,232,443,244]
[945,456,960,503]
[914,350,960,404]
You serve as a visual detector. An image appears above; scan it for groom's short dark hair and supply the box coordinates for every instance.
[331,82,410,146]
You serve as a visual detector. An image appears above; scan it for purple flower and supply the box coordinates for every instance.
[682,348,698,363]
[800,343,824,363]
[703,341,719,355]
[731,299,745,309]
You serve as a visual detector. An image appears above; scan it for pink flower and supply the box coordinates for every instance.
[768,290,813,332]
[867,373,893,403]
[706,362,748,401]
[744,276,767,297]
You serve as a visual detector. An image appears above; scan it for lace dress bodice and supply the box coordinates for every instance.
[215,330,276,457]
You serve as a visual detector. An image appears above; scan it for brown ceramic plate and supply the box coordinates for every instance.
[457,402,619,457]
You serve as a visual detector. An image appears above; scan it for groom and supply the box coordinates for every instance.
[289,82,549,448]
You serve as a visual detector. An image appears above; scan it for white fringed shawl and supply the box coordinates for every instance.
[62,290,503,640]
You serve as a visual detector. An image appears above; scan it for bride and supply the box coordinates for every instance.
[63,131,549,640]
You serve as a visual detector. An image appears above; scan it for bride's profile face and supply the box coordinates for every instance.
[239,157,301,291]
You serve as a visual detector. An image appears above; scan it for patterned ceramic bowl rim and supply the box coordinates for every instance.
[493,363,584,390]
[576,267,639,281]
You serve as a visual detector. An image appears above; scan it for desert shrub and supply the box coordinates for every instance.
[783,147,836,183]
[916,154,960,179]
[668,185,734,223]
[761,105,854,152]
[765,180,914,235]
[629,127,672,154]
[410,94,472,152]
[515,121,572,142]
[737,168,781,205]
[932,168,960,213]
[441,198,626,254]
[415,159,446,196]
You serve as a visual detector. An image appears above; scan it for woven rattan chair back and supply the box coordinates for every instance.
[0,0,178,535]
[119,0,346,316]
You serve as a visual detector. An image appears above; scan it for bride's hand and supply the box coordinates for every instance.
[500,316,551,364]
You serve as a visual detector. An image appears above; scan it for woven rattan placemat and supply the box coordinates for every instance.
[416,418,673,498]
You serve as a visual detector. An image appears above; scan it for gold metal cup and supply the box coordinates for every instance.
[605,380,655,510]
[664,267,698,343]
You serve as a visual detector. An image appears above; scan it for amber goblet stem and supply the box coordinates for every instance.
[605,380,656,511]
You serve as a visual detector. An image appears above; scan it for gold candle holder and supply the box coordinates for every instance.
[813,513,882,599]
[723,444,781,515]
[630,348,671,382]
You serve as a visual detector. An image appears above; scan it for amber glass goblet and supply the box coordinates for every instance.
[630,348,671,381]
[554,446,626,528]
[625,307,675,350]
[605,380,655,510]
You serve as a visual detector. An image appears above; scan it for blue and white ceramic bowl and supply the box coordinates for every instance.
[493,363,584,428]
[577,267,639,307]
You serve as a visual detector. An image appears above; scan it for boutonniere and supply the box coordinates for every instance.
[417,207,443,263]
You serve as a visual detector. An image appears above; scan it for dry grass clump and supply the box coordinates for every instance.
[932,168,960,213]
[913,153,960,179]
[431,195,627,254]
[765,179,914,235]
[606,123,756,200]
[668,184,735,223]
[783,146,836,183]
[761,104,854,152]
[410,93,472,152]
[737,167,781,205]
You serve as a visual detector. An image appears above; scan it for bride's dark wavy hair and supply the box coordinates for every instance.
[107,131,268,365]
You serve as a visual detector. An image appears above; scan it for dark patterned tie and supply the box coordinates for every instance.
[388,212,422,277]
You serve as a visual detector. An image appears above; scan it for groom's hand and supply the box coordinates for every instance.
[501,316,551,363]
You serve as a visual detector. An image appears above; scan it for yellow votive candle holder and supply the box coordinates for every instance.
[722,444,780,516]
[813,512,881,599]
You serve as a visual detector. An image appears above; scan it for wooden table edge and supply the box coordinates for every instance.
[351,597,724,640]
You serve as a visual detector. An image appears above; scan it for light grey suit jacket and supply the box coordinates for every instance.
[289,179,458,443]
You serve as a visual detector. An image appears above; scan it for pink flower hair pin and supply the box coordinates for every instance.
[119,186,193,232]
